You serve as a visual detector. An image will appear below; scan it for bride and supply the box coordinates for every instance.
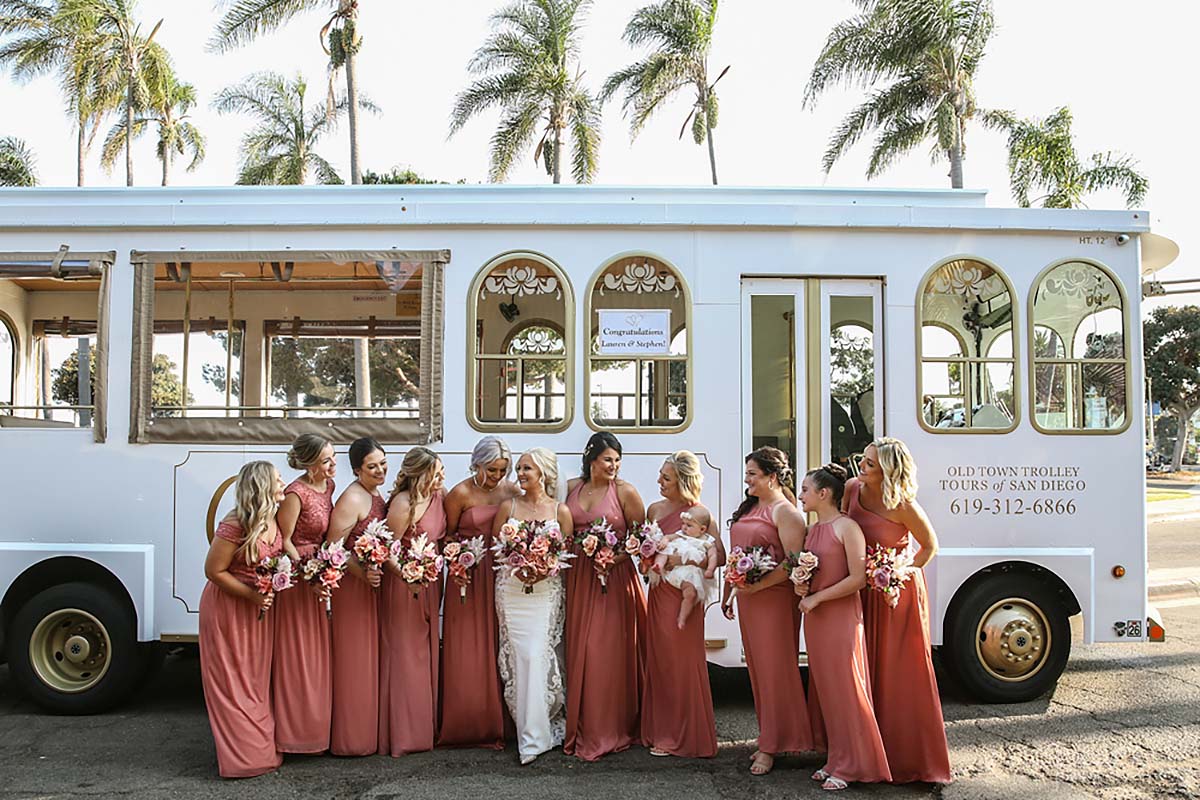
[490,447,574,764]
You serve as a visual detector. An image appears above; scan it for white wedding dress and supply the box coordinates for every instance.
[495,571,566,761]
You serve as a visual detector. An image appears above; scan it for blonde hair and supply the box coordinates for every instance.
[873,437,918,510]
[522,447,560,500]
[665,450,703,505]
[234,461,279,566]
[680,506,711,531]
[286,433,330,471]
[389,446,441,534]
[470,435,512,477]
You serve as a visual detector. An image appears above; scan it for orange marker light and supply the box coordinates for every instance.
[1112,565,1126,578]
[1148,619,1166,642]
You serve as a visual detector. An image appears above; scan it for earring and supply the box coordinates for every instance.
[472,470,485,489]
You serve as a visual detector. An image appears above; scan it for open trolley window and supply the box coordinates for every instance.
[129,249,448,444]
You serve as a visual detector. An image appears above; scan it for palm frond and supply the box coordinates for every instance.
[488,100,541,182]
[449,71,528,136]
[98,113,147,170]
[1082,152,1148,209]
[0,135,37,186]
[866,115,930,178]
[209,0,322,53]
[820,75,930,173]
[568,86,600,183]
[309,152,343,184]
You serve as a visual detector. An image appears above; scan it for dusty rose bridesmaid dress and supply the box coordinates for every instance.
[564,480,646,761]
[199,519,283,778]
[730,500,814,754]
[437,501,506,749]
[378,491,445,757]
[845,478,952,783]
[640,505,717,758]
[803,517,891,783]
[329,492,386,757]
[272,478,335,753]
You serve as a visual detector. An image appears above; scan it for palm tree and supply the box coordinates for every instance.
[0,136,37,185]
[214,71,353,185]
[804,0,995,188]
[0,0,123,185]
[450,0,601,184]
[101,67,205,185]
[56,0,165,187]
[211,0,367,185]
[601,0,727,184]
[983,106,1147,209]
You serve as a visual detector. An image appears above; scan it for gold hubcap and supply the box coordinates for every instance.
[29,608,111,693]
[975,597,1050,682]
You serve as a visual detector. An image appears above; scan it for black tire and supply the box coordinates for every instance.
[5,582,141,714]
[943,572,1071,703]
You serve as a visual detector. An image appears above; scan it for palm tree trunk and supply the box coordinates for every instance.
[705,123,718,185]
[125,78,134,187]
[1172,408,1190,473]
[552,115,562,185]
[161,147,169,186]
[948,115,965,189]
[345,50,361,184]
[76,122,86,187]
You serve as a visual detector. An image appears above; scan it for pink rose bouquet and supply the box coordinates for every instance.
[254,554,295,620]
[782,550,820,599]
[723,545,777,603]
[391,532,444,596]
[574,518,619,593]
[628,520,666,575]
[301,540,350,618]
[493,517,573,594]
[445,535,488,604]
[865,543,915,608]
[352,518,394,588]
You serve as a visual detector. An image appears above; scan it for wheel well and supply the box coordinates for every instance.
[1,557,138,651]
[946,560,1082,624]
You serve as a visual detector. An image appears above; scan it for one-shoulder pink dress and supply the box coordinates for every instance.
[199,518,283,778]
[378,490,445,757]
[845,479,951,783]
[804,517,891,783]
[273,478,335,753]
[640,505,717,758]
[330,491,386,757]
[564,480,646,761]
[438,501,506,749]
[730,500,814,754]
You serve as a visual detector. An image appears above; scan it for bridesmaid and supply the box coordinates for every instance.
[378,447,446,757]
[641,450,724,759]
[845,438,952,784]
[199,461,285,778]
[564,431,647,761]
[720,446,813,776]
[273,433,336,754]
[326,437,388,757]
[438,436,519,749]
[798,463,891,791]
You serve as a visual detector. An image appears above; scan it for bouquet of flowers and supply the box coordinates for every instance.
[301,540,350,618]
[575,518,622,593]
[492,517,574,594]
[352,518,394,588]
[254,554,295,620]
[630,520,666,571]
[391,532,444,595]
[782,550,820,599]
[723,545,777,602]
[445,535,488,604]
[865,543,915,608]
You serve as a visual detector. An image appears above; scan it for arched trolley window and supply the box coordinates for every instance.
[0,313,14,410]
[586,255,691,432]
[1029,259,1129,433]
[468,253,573,431]
[918,258,1018,432]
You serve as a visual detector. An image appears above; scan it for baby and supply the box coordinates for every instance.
[654,508,720,629]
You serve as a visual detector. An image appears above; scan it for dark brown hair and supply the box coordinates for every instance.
[581,431,622,480]
[805,462,849,508]
[730,446,796,523]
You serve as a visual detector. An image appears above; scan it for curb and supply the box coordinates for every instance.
[1148,577,1200,601]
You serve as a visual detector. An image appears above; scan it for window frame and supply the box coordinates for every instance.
[129,249,448,444]
[1027,257,1131,436]
[466,251,575,433]
[0,310,16,409]
[915,255,1020,435]
[584,252,693,434]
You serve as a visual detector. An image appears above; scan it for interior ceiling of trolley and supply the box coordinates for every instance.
[151,261,422,292]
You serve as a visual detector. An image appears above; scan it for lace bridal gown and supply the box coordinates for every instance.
[495,565,566,763]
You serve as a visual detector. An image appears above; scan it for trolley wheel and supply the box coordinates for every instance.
[944,572,1071,703]
[6,582,140,714]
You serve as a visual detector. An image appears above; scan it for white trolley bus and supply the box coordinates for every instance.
[0,185,1176,713]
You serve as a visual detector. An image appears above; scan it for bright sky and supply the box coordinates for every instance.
[1,0,1196,304]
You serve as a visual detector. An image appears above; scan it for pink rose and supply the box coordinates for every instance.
[872,569,892,590]
[639,539,657,559]
[401,560,424,583]
[581,535,599,557]
[459,551,477,569]
[624,535,640,555]
[328,548,349,568]
[424,562,440,581]
[271,571,291,592]
[507,553,527,570]
[604,530,619,547]
[443,541,462,559]
[530,535,550,556]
